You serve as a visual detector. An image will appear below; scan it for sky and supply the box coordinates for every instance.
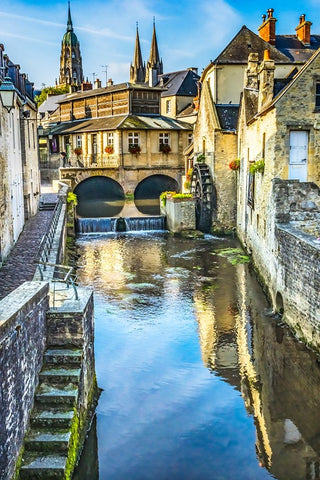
[1,0,320,90]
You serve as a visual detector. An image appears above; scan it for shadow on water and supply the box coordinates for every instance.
[73,416,99,480]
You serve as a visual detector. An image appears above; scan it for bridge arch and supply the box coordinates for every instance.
[134,174,179,215]
[74,175,125,218]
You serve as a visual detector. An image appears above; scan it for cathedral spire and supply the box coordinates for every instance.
[59,1,84,87]
[67,1,73,32]
[130,23,146,84]
[145,18,163,86]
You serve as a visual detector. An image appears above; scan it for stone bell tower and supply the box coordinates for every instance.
[59,1,84,87]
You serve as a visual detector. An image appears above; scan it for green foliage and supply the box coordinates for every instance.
[215,247,251,265]
[67,192,78,206]
[160,191,177,206]
[35,85,69,106]
[171,193,193,200]
[249,159,265,175]
[196,154,206,163]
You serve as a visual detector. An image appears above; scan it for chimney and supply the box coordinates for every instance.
[81,81,93,92]
[245,53,259,90]
[258,8,277,46]
[107,78,114,87]
[94,78,102,89]
[296,14,312,46]
[258,50,275,111]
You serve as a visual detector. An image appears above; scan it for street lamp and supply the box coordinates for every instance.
[0,76,16,112]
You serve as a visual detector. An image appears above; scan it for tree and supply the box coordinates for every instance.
[35,85,69,106]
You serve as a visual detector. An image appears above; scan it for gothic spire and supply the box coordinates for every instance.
[145,18,163,86]
[67,1,73,32]
[130,23,146,84]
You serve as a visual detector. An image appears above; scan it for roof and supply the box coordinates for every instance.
[275,35,320,63]
[214,26,290,64]
[158,69,199,97]
[51,114,192,135]
[176,103,198,118]
[38,94,67,114]
[215,105,239,131]
[58,82,164,103]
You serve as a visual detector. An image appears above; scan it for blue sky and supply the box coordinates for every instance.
[1,0,320,89]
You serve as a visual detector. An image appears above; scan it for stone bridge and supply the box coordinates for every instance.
[59,165,184,193]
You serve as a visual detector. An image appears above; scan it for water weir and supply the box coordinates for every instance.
[76,216,166,234]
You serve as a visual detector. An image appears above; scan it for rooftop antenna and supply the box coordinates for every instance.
[92,72,96,83]
[101,65,109,86]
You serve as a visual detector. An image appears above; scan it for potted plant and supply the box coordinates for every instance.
[129,144,141,155]
[74,147,82,157]
[159,143,171,154]
[249,159,265,175]
[229,158,240,171]
[105,145,114,154]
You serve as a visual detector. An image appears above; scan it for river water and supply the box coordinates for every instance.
[72,232,320,480]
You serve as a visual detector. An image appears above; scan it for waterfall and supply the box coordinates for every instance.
[76,216,166,234]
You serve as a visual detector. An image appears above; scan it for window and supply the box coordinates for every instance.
[188,133,193,145]
[316,83,320,108]
[159,133,169,148]
[107,132,114,145]
[128,132,139,147]
[76,135,82,148]
[166,99,171,114]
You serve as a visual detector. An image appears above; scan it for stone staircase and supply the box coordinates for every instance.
[19,347,83,479]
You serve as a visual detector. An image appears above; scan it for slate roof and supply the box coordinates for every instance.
[176,103,198,118]
[38,94,67,114]
[52,114,192,134]
[214,26,290,64]
[215,105,239,131]
[158,69,199,97]
[211,25,320,68]
[275,35,320,63]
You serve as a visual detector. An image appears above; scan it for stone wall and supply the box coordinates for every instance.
[164,197,196,233]
[0,282,49,480]
[275,225,320,347]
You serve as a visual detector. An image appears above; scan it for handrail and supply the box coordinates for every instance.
[37,197,64,266]
[35,261,79,306]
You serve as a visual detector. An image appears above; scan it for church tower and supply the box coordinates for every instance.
[145,19,163,87]
[130,24,146,84]
[59,1,84,87]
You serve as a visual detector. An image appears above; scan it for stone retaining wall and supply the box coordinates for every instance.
[276,225,320,348]
[0,282,49,480]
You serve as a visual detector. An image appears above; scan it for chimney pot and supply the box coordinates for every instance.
[258,9,277,45]
[267,8,274,18]
[296,14,312,45]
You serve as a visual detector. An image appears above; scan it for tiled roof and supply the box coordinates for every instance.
[120,115,192,130]
[275,35,320,62]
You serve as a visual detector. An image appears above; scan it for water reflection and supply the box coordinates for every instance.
[74,233,320,480]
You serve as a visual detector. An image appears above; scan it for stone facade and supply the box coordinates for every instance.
[163,197,196,233]
[0,45,40,264]
[0,282,49,480]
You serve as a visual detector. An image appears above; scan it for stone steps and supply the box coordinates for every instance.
[19,346,83,479]
[31,408,74,428]
[20,454,67,480]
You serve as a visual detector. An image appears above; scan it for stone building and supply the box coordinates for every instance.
[237,46,320,339]
[0,44,40,263]
[193,9,320,230]
[58,1,83,87]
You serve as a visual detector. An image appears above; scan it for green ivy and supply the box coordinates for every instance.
[249,159,265,175]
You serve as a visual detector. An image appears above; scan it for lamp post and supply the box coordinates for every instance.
[0,76,16,112]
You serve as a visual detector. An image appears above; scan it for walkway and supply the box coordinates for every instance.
[0,194,57,301]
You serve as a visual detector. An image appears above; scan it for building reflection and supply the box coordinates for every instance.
[73,415,99,480]
[194,263,320,479]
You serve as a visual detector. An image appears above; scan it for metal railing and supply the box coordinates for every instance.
[37,197,64,265]
[36,262,79,308]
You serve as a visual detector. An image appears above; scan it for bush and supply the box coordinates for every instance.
[249,159,265,175]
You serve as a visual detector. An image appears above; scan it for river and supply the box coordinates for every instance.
[72,231,320,480]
